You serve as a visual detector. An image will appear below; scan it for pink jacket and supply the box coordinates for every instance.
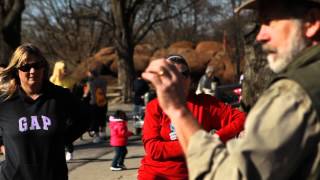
[109,116,133,146]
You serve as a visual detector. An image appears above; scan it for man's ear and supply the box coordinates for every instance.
[304,8,320,38]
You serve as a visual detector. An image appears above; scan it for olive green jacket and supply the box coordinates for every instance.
[187,45,320,180]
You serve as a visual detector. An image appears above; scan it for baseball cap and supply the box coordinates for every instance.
[235,0,320,13]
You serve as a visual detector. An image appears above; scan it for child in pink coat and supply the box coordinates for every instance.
[109,110,133,171]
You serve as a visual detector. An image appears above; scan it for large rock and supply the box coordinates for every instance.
[207,51,237,84]
[195,41,222,54]
[70,47,117,81]
[135,44,156,57]
[169,41,194,49]
[71,40,243,84]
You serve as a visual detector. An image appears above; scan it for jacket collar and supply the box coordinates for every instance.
[281,44,320,74]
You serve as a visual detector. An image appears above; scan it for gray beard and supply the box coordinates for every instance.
[267,20,308,73]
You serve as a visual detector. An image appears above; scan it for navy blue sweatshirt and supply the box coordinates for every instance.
[0,82,92,180]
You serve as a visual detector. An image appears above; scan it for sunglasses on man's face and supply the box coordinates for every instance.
[18,62,44,72]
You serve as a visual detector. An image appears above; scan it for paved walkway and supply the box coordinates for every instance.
[68,103,144,180]
[68,136,144,180]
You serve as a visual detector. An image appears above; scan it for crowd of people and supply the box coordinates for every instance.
[0,0,320,179]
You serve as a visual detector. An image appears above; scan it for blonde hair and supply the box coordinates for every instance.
[0,43,48,101]
[49,60,75,89]
[50,61,65,85]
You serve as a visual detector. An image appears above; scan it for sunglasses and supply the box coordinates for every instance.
[18,62,44,72]
[166,55,190,77]
[167,55,188,65]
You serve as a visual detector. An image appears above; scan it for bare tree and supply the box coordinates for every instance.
[22,0,246,103]
[23,0,112,68]
[145,0,223,45]
[110,0,201,102]
[0,0,25,65]
[241,41,275,112]
[236,10,276,112]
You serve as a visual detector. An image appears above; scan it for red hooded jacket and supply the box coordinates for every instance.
[109,116,133,146]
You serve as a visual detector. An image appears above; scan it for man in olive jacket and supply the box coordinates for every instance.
[142,0,320,179]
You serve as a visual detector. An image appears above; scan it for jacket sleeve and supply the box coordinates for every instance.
[142,100,184,161]
[214,100,246,142]
[63,89,93,143]
[187,80,317,180]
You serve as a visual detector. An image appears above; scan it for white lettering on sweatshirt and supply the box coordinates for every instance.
[18,116,52,132]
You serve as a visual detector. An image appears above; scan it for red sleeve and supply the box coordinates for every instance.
[142,99,184,161]
[214,100,246,142]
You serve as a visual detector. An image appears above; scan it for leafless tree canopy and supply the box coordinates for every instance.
[16,0,270,106]
[22,0,114,69]
[22,0,240,65]
[108,0,231,102]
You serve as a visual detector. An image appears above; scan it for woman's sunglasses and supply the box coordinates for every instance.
[18,62,44,72]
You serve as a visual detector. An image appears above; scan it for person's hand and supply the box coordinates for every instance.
[142,59,186,115]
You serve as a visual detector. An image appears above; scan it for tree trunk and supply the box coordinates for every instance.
[117,47,135,103]
[111,0,135,103]
[230,0,244,80]
[0,0,25,65]
[0,35,12,65]
[241,44,275,112]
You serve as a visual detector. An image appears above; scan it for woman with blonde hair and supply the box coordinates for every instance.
[0,43,92,180]
[50,60,74,89]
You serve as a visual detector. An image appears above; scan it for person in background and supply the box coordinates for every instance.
[196,66,220,97]
[0,64,5,155]
[142,0,320,179]
[143,87,156,106]
[84,69,108,143]
[50,60,75,161]
[132,74,150,135]
[0,43,92,180]
[133,74,149,113]
[138,55,245,180]
[49,60,74,89]
[72,78,90,104]
[72,78,92,141]
[109,110,133,171]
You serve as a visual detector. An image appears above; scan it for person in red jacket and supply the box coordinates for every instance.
[109,110,134,171]
[138,55,246,180]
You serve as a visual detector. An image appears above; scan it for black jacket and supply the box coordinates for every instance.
[0,82,92,180]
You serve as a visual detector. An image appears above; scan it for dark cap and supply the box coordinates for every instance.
[235,0,320,13]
